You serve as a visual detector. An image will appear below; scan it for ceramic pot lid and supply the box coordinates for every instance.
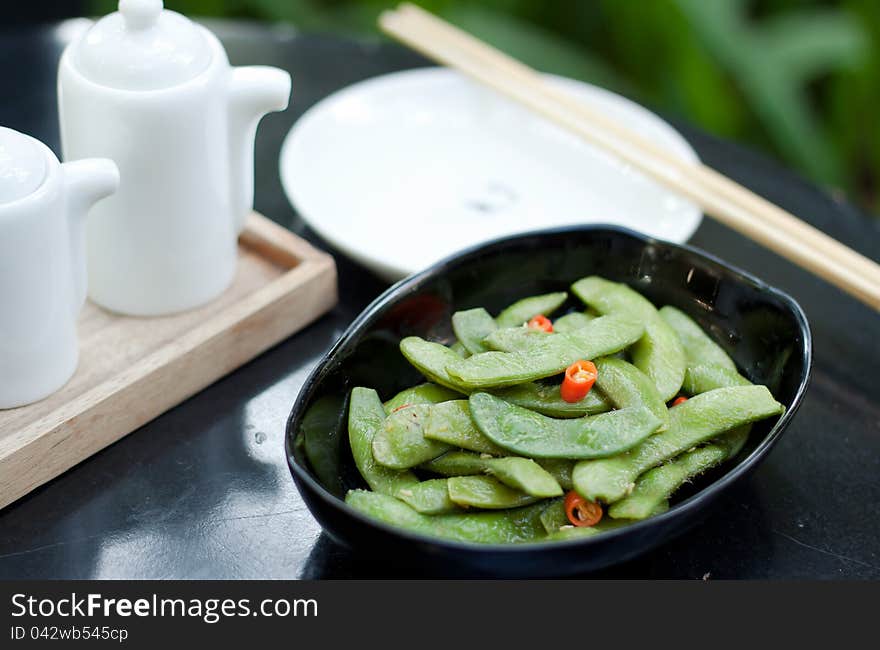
[0,127,47,204]
[70,0,212,91]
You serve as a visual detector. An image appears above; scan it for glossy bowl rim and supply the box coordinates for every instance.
[285,224,812,555]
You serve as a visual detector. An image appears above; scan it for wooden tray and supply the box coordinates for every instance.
[0,212,337,510]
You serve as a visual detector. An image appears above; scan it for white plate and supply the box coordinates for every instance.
[280,68,701,281]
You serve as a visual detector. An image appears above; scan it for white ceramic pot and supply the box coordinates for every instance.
[57,0,291,316]
[0,127,118,409]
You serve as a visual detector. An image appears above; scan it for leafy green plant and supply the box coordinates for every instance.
[90,0,879,215]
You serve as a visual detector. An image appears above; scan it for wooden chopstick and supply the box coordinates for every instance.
[379,4,880,311]
[394,3,880,283]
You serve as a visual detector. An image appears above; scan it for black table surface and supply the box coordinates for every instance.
[0,20,878,580]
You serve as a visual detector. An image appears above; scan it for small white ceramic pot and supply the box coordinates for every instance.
[0,127,118,409]
[57,0,291,316]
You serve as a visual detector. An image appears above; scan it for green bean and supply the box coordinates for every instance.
[421,450,487,476]
[447,476,541,509]
[630,322,686,402]
[572,276,685,401]
[300,395,346,496]
[371,404,451,469]
[446,314,644,389]
[422,450,562,497]
[661,307,754,459]
[594,357,669,429]
[552,311,594,333]
[486,457,562,497]
[539,498,569,534]
[545,526,604,541]
[572,385,785,502]
[659,306,751,396]
[719,427,750,459]
[396,479,461,515]
[399,337,470,392]
[423,400,507,455]
[469,392,662,459]
[346,280,788,544]
[659,306,737,371]
[452,295,570,356]
[348,388,419,495]
[345,490,547,544]
[483,327,552,352]
[608,445,727,520]
[535,458,575,490]
[492,381,611,418]
[650,500,670,515]
[682,365,752,459]
[383,382,461,414]
[539,497,669,537]
[413,335,614,417]
[683,364,751,395]
[452,308,498,355]
[495,291,568,328]
[571,276,657,319]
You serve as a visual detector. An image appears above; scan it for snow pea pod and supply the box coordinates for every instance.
[469,392,662,459]
[718,426,751,459]
[421,450,487,476]
[572,385,785,503]
[483,327,552,352]
[594,357,669,429]
[452,308,498,355]
[545,526,604,541]
[681,365,752,458]
[455,294,577,356]
[495,291,568,328]
[400,337,471,392]
[683,364,751,395]
[539,498,569,534]
[372,404,451,469]
[659,305,750,395]
[535,458,575,490]
[348,388,419,495]
[492,381,611,418]
[661,307,754,458]
[422,450,562,497]
[630,322,686,402]
[447,476,541,509]
[300,395,346,496]
[486,457,562,497]
[423,400,507,456]
[572,276,685,401]
[446,314,644,389]
[539,498,670,537]
[608,445,726,520]
[383,382,461,414]
[552,311,594,333]
[345,490,547,544]
[396,479,461,515]
[659,306,736,368]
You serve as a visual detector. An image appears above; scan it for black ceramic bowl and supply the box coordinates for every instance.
[285,226,811,577]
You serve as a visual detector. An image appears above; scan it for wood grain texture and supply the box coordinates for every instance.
[0,212,338,510]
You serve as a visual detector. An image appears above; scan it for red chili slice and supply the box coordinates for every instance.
[560,360,598,403]
[563,490,603,527]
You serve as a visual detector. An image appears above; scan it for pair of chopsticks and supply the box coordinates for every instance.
[379,3,880,312]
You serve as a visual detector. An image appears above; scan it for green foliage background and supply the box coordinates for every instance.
[91,0,880,216]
